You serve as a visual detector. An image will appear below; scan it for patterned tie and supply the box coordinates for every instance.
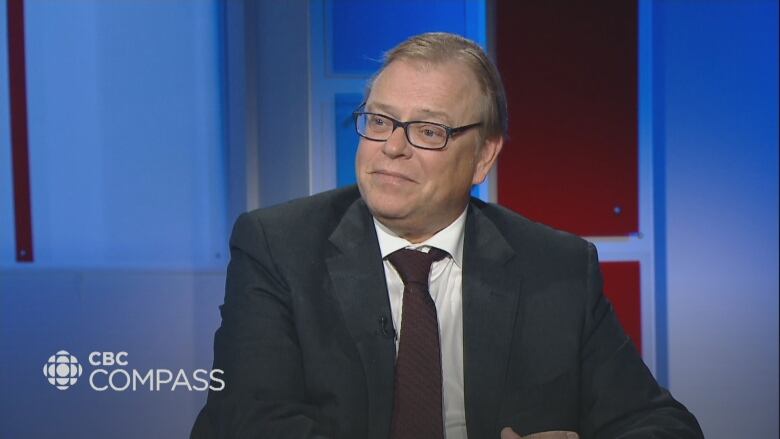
[387,247,449,439]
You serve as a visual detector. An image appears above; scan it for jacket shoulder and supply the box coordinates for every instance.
[471,197,592,263]
[241,185,361,232]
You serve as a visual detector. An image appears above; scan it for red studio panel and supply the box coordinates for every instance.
[7,0,34,262]
[600,261,642,353]
[496,1,638,237]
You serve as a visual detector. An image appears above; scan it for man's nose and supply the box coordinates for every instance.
[382,125,413,158]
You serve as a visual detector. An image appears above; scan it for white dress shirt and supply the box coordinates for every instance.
[373,209,467,439]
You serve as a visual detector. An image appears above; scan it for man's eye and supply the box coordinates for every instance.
[370,116,386,126]
[420,126,445,138]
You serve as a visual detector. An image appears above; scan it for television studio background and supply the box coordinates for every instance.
[1,0,777,438]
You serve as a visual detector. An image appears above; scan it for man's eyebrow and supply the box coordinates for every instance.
[368,102,454,125]
[416,108,453,124]
[366,102,399,116]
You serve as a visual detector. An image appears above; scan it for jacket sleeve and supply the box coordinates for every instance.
[579,243,704,438]
[191,213,332,439]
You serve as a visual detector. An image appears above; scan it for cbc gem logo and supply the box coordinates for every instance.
[43,350,84,390]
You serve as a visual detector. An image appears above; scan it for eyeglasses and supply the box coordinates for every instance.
[352,104,482,150]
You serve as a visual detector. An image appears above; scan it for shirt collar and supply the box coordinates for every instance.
[373,208,466,268]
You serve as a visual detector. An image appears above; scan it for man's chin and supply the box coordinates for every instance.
[365,203,413,222]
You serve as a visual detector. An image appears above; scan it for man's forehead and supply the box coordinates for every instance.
[367,59,480,122]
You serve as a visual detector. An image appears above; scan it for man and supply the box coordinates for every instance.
[192,33,703,439]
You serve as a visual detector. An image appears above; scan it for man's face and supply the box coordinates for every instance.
[356,59,502,242]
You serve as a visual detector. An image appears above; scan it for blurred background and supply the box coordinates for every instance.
[1,0,777,438]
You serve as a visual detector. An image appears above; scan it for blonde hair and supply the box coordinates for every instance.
[367,32,508,141]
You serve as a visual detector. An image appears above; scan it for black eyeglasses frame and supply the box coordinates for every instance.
[352,103,482,151]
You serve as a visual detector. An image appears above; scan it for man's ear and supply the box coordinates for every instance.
[472,135,504,185]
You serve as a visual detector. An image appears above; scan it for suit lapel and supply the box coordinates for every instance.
[462,204,524,438]
[326,198,395,439]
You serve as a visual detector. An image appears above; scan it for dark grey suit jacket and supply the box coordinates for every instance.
[192,185,702,439]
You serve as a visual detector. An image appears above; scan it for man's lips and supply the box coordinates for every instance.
[369,170,417,183]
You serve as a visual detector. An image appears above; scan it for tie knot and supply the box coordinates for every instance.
[387,247,448,286]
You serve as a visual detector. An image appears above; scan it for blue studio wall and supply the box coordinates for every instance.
[0,1,777,438]
[1,1,228,438]
[655,1,778,437]
[0,0,229,269]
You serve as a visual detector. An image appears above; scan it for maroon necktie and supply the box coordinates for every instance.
[387,247,448,439]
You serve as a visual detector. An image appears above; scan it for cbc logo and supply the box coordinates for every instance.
[43,349,225,392]
[89,351,128,366]
[43,350,83,390]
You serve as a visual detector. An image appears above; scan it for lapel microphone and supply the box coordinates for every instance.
[377,315,397,340]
